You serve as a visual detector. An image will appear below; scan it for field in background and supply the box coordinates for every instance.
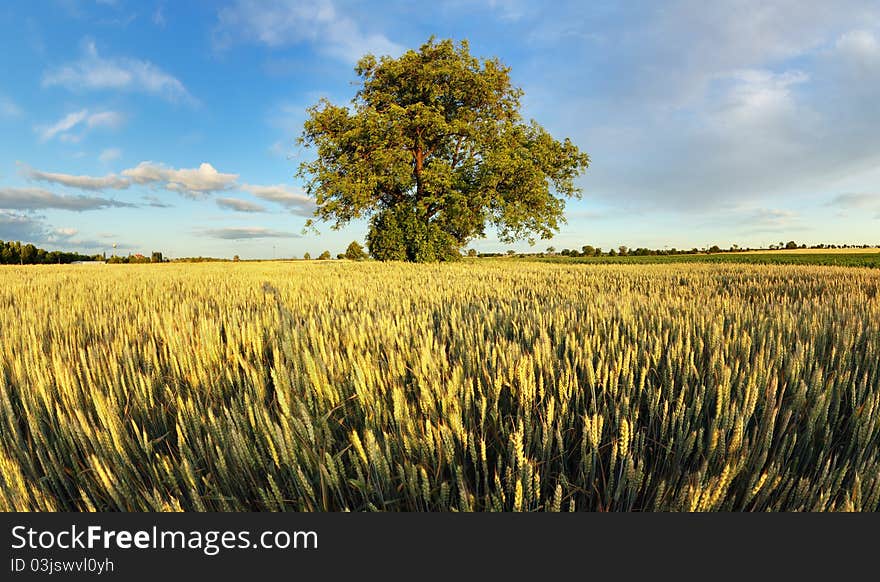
[1,261,879,511]
[730,248,880,254]
[532,252,880,268]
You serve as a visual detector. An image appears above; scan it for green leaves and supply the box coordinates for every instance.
[298,38,589,261]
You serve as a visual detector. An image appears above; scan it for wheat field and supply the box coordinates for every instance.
[1,261,879,511]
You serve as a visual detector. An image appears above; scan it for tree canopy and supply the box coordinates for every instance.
[298,38,589,262]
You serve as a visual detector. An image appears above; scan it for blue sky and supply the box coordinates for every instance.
[1,0,879,259]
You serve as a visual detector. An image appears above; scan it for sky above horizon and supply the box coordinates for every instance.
[1,0,879,259]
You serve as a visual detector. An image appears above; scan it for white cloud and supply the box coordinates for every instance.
[36,110,88,141]
[828,192,880,209]
[0,95,22,118]
[53,227,79,237]
[21,163,130,191]
[485,0,529,21]
[214,0,403,63]
[87,110,125,129]
[733,208,802,232]
[98,147,122,163]
[199,226,300,239]
[831,29,880,83]
[122,162,239,197]
[835,29,880,62]
[216,197,267,212]
[18,159,241,199]
[21,167,125,192]
[45,227,79,244]
[240,183,315,216]
[0,187,135,211]
[35,109,125,142]
[42,39,196,105]
[709,69,809,126]
[529,2,880,214]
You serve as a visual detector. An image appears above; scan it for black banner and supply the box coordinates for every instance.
[1,512,876,580]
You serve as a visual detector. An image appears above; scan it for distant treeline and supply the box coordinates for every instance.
[477,241,880,258]
[169,257,231,263]
[0,240,100,265]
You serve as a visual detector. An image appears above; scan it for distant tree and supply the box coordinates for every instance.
[21,244,37,265]
[303,252,311,260]
[318,250,332,260]
[466,248,477,258]
[708,245,721,254]
[233,255,240,262]
[785,241,798,249]
[151,251,163,263]
[608,248,617,257]
[129,253,151,264]
[507,249,516,256]
[337,253,346,259]
[618,245,628,256]
[594,247,602,256]
[546,246,556,255]
[344,240,368,261]
[581,245,595,257]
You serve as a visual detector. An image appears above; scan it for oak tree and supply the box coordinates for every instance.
[298,38,589,262]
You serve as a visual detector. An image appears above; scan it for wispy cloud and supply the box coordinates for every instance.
[122,162,239,197]
[20,162,130,191]
[142,195,173,208]
[240,183,314,216]
[0,94,22,118]
[485,0,530,21]
[827,192,880,219]
[36,110,87,141]
[153,4,166,27]
[729,207,806,233]
[87,110,125,129]
[216,197,267,212]
[42,39,196,105]
[35,109,125,142]
[98,147,122,164]
[44,226,79,244]
[0,187,135,211]
[214,0,403,63]
[198,226,300,239]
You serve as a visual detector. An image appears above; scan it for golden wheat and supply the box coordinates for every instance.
[0,260,878,511]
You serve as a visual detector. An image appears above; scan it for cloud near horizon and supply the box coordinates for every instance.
[198,226,300,240]
[241,183,315,216]
[0,187,135,212]
[216,197,267,212]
